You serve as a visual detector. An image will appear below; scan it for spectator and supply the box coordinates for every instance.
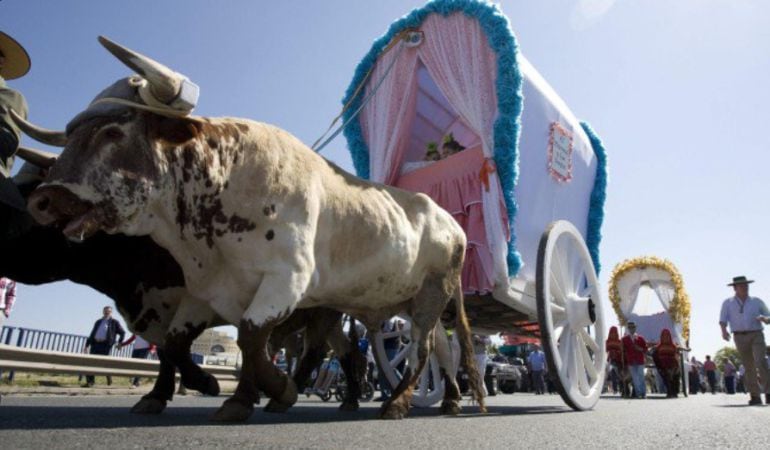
[0,30,31,232]
[376,318,400,401]
[622,321,648,399]
[736,364,745,393]
[83,306,126,387]
[722,359,736,395]
[719,275,770,405]
[472,334,490,397]
[308,353,340,397]
[703,355,717,394]
[0,277,17,332]
[527,344,546,395]
[120,334,155,388]
[652,329,680,398]
[606,326,625,396]
[688,357,701,395]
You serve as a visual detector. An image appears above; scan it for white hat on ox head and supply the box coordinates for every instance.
[0,31,31,80]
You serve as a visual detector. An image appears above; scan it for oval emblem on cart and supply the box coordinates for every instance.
[548,122,573,183]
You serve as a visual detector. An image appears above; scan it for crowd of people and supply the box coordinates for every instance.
[604,275,770,405]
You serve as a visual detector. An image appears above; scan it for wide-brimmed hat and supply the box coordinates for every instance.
[0,31,31,80]
[728,276,754,286]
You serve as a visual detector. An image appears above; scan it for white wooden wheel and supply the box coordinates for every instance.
[373,315,444,407]
[536,220,606,410]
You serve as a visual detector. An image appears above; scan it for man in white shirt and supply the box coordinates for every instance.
[719,275,770,405]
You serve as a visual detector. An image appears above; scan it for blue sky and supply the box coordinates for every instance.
[2,0,770,360]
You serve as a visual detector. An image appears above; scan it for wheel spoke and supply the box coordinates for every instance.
[558,331,573,376]
[578,328,599,354]
[418,362,430,396]
[549,269,567,306]
[390,344,410,370]
[577,336,598,384]
[554,240,572,292]
[549,303,566,316]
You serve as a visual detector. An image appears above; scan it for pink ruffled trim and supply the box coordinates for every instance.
[396,147,508,294]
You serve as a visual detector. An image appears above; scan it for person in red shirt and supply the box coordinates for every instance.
[622,321,648,398]
[606,326,629,396]
[703,355,718,394]
[653,329,681,398]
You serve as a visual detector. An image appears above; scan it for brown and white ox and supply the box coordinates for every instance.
[18,37,485,422]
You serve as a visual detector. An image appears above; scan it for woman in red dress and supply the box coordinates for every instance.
[606,326,629,397]
[653,328,681,398]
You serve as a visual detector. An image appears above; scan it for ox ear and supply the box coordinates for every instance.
[148,114,202,145]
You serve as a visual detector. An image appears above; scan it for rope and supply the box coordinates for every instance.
[311,29,418,153]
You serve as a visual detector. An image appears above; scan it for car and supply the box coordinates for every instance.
[486,355,521,395]
[508,357,530,392]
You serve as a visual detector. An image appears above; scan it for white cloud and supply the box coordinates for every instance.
[570,0,617,31]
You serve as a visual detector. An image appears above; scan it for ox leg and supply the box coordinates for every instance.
[212,275,307,422]
[163,302,220,397]
[434,323,462,415]
[213,319,298,421]
[130,348,176,414]
[380,275,449,420]
[325,315,365,412]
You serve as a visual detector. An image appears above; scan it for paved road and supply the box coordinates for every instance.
[0,391,767,449]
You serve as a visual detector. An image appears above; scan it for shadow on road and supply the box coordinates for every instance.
[0,401,570,430]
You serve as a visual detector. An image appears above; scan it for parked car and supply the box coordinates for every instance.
[508,356,530,392]
[486,355,521,395]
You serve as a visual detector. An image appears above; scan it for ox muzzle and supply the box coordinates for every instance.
[28,186,102,241]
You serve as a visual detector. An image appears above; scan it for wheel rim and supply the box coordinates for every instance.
[537,220,606,410]
[373,315,444,407]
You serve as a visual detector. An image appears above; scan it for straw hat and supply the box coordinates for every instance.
[0,31,31,80]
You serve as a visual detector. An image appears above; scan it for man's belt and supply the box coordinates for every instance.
[733,330,760,335]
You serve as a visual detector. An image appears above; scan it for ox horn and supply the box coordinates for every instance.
[98,35,183,104]
[9,109,68,147]
[16,146,58,168]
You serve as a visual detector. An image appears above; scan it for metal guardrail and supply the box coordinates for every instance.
[0,344,238,381]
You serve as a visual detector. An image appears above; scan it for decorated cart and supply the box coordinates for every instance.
[340,0,609,410]
[608,256,691,394]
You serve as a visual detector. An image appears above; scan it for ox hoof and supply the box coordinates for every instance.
[440,400,461,416]
[264,399,291,413]
[210,399,254,423]
[379,402,409,420]
[339,401,359,412]
[130,397,167,415]
[202,375,220,397]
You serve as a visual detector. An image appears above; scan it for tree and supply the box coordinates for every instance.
[714,346,741,371]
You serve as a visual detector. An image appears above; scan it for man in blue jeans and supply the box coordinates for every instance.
[527,344,546,395]
[622,321,648,398]
[83,306,126,387]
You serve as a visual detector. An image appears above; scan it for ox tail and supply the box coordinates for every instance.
[452,282,487,413]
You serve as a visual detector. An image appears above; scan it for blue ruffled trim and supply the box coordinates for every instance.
[580,122,608,275]
[342,0,524,276]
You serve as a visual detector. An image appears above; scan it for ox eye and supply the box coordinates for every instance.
[104,128,124,140]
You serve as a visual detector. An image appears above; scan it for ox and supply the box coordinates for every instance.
[17,36,485,421]
[1,156,366,414]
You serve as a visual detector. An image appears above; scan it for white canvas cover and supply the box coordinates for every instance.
[356,11,599,301]
[614,267,685,346]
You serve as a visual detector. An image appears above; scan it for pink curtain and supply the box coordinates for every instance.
[417,13,499,158]
[417,13,511,286]
[360,44,419,184]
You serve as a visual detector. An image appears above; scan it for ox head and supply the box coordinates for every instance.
[13,37,201,242]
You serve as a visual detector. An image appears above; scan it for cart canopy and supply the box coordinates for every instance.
[609,256,691,345]
[342,0,607,297]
